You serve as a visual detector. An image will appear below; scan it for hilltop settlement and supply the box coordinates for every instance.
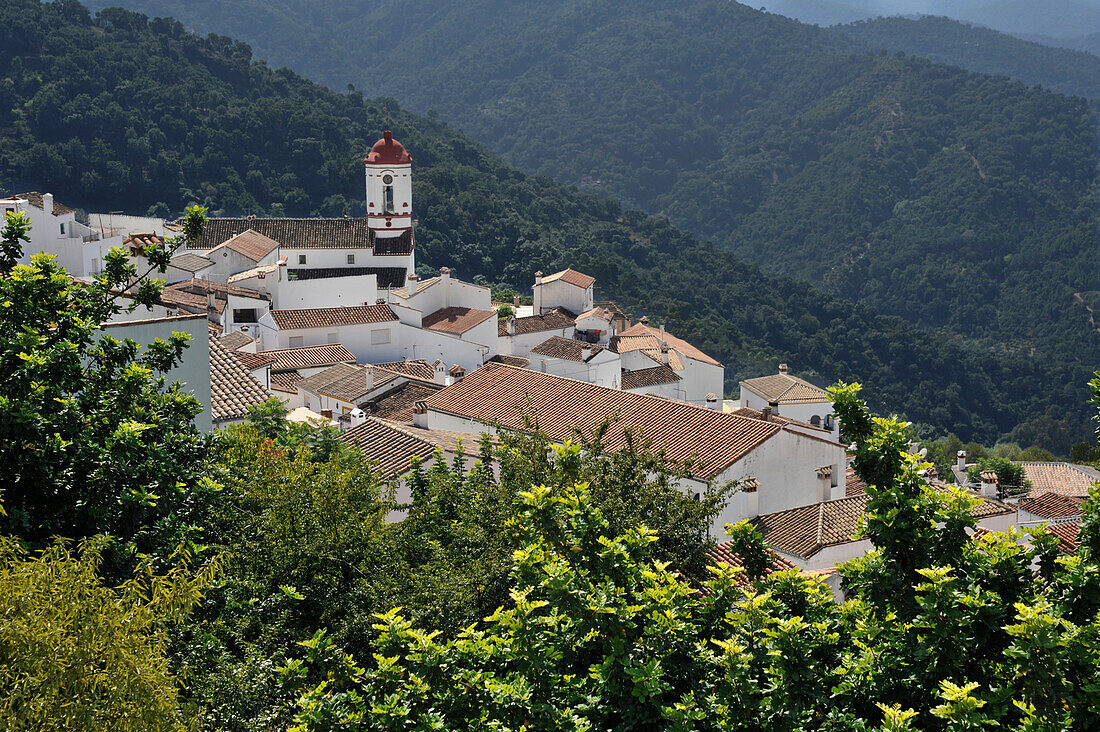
[5,131,1091,574]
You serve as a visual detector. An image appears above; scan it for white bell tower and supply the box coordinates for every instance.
[364,130,413,239]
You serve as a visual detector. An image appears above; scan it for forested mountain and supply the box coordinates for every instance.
[7,0,1084,446]
[837,16,1100,101]
[77,0,1100,449]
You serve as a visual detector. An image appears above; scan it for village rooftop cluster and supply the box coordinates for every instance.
[4,132,1091,592]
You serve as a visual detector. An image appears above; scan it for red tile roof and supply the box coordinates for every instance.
[487,354,530,367]
[339,418,437,478]
[531,336,606,362]
[740,371,830,405]
[181,217,373,250]
[270,370,304,394]
[217,331,255,351]
[364,381,443,423]
[233,351,277,371]
[270,304,396,330]
[422,363,781,480]
[209,337,270,423]
[297,363,395,404]
[608,334,686,371]
[372,359,436,382]
[706,541,799,586]
[209,228,280,262]
[1045,521,1081,554]
[261,343,357,371]
[620,364,682,390]
[576,306,613,322]
[541,268,595,289]
[10,191,72,215]
[1017,492,1085,519]
[499,307,576,337]
[1019,462,1100,497]
[421,306,497,335]
[755,486,1014,560]
[619,322,721,367]
[845,466,867,497]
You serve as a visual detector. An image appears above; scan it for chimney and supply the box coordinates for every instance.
[706,393,718,409]
[513,295,520,308]
[321,409,333,419]
[413,400,428,428]
[207,291,216,310]
[980,470,998,498]
[43,192,53,216]
[779,363,789,374]
[407,273,418,295]
[760,406,771,421]
[957,450,966,472]
[640,315,650,326]
[533,271,543,315]
[448,364,465,381]
[580,344,592,362]
[433,359,447,384]
[506,315,516,336]
[660,342,670,365]
[440,266,450,308]
[384,130,392,143]
[364,366,374,393]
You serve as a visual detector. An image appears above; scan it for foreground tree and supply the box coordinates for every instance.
[0,209,211,557]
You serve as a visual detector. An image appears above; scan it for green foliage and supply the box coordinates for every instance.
[0,534,218,731]
[0,207,212,559]
[968,457,1033,496]
[0,0,1091,447]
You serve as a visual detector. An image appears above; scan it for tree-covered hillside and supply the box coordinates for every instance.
[79,0,1100,449]
[0,0,1091,448]
[837,15,1100,102]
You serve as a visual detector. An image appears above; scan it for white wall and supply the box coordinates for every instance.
[281,247,381,270]
[101,314,213,432]
[678,357,725,406]
[273,273,379,310]
[741,386,839,440]
[202,246,278,283]
[575,313,616,345]
[535,279,592,316]
[531,350,620,388]
[500,325,576,358]
[365,162,413,230]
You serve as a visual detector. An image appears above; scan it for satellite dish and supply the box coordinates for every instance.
[918,447,928,458]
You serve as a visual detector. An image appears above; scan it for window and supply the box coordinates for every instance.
[289,336,304,347]
[346,254,355,265]
[233,308,257,323]
[370,328,391,345]
[326,332,339,344]
[298,254,307,265]
[810,415,821,427]
[59,223,65,235]
[383,184,394,214]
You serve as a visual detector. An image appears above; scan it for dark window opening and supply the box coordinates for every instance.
[298,254,306,265]
[383,185,395,214]
[233,308,257,323]
[810,415,822,427]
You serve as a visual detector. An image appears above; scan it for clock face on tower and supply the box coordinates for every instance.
[382,174,394,185]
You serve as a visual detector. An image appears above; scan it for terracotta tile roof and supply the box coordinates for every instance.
[233,350,277,371]
[228,261,283,283]
[217,331,255,351]
[541,268,595,289]
[372,359,436,382]
[169,252,214,272]
[1019,462,1100,497]
[608,334,686,371]
[391,276,440,299]
[619,322,721,367]
[621,364,682,390]
[531,336,606,362]
[732,406,829,434]
[487,354,530,367]
[741,371,830,405]
[270,304,396,330]
[165,278,269,302]
[499,307,576,337]
[158,287,218,315]
[208,228,280,262]
[1017,492,1085,519]
[576,306,613,322]
[10,192,72,215]
[755,486,1014,560]
[845,466,867,497]
[209,337,270,422]
[370,229,414,256]
[286,267,408,288]
[297,363,395,404]
[182,217,373,250]
[388,423,496,454]
[270,370,304,394]
[364,381,443,423]
[421,363,781,480]
[339,418,437,478]
[1045,521,1081,554]
[706,541,799,586]
[125,232,164,252]
[422,306,497,335]
[261,344,357,372]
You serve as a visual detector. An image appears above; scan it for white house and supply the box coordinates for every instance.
[529,336,621,388]
[259,303,400,353]
[201,229,282,282]
[740,364,839,440]
[412,363,849,539]
[574,305,618,346]
[498,308,576,358]
[1,192,124,277]
[533,268,594,316]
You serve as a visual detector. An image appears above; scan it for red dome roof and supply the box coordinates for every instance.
[365,130,412,165]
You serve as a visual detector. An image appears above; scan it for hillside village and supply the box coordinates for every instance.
[4,130,1093,581]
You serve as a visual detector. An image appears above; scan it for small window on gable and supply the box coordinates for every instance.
[289,336,304,347]
[347,254,355,265]
[298,254,307,265]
